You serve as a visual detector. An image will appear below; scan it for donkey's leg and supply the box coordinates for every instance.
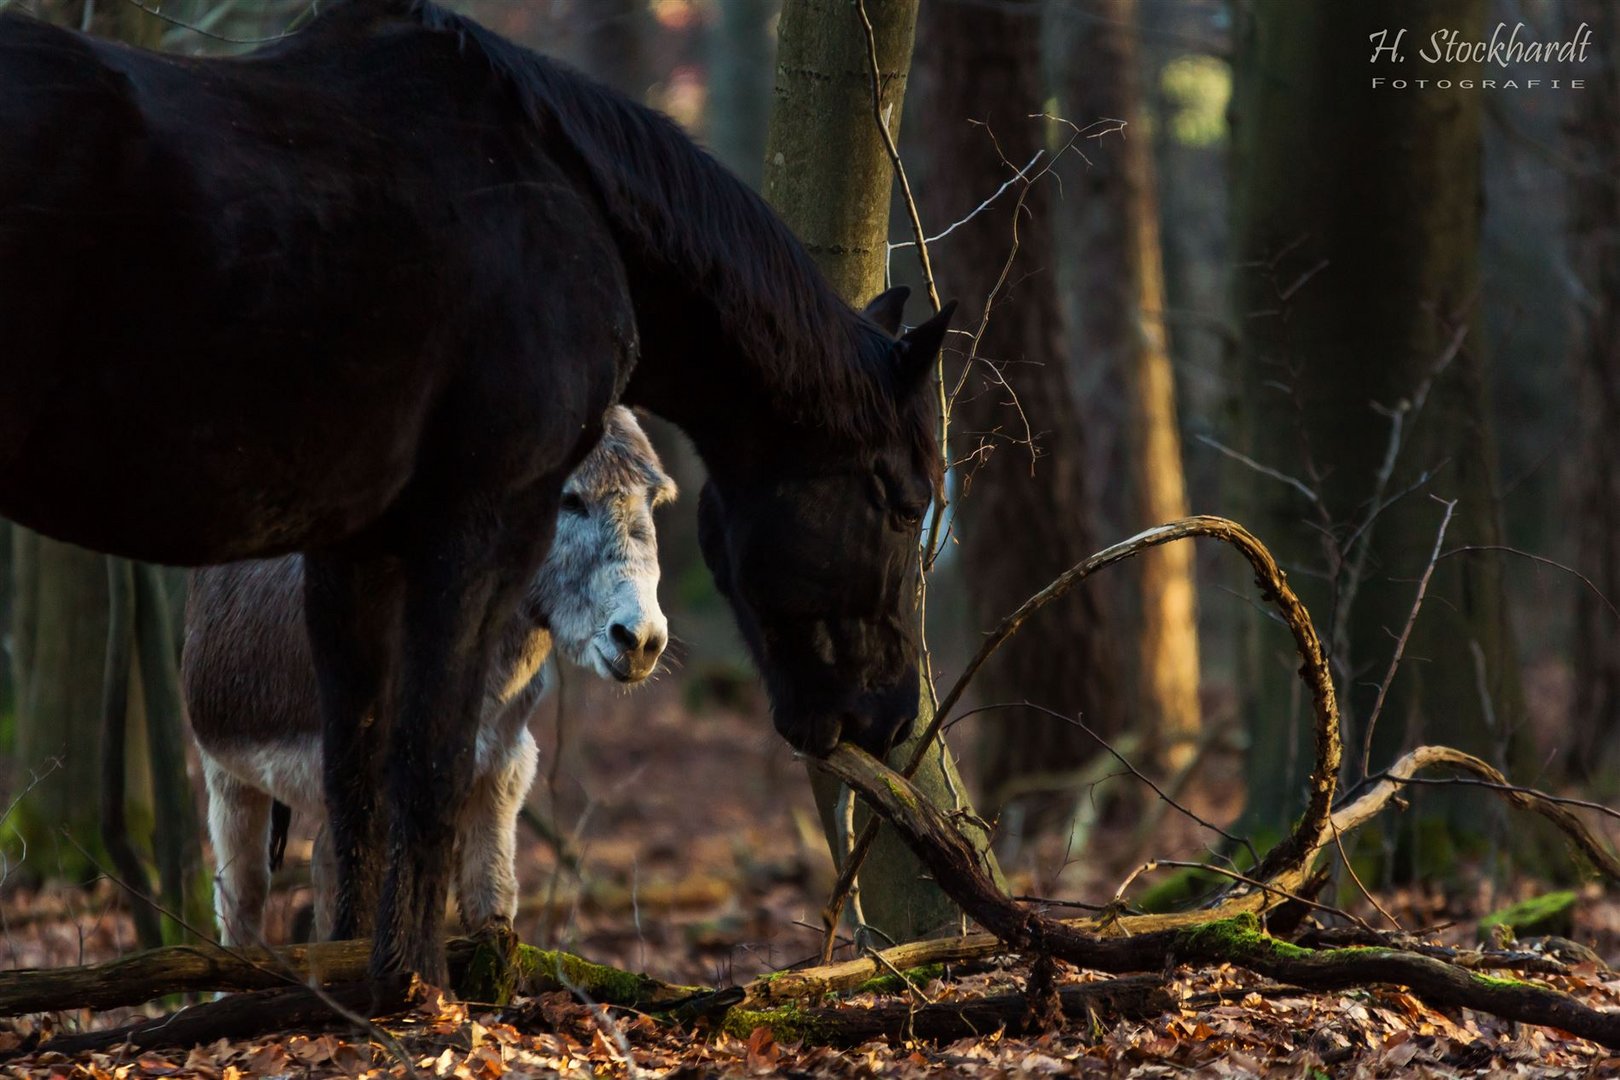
[372,492,560,984]
[311,824,338,942]
[203,757,273,947]
[456,728,539,931]
[303,552,401,941]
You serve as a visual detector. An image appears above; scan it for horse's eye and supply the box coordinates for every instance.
[896,505,924,528]
[560,493,587,515]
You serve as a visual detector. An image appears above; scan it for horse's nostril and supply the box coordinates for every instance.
[609,623,640,652]
[646,629,667,658]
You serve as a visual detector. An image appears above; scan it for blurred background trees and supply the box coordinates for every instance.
[0,0,1612,949]
[1229,0,1528,868]
[914,0,1121,846]
[1569,0,1620,785]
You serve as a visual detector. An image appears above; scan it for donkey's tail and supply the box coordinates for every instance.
[268,800,291,872]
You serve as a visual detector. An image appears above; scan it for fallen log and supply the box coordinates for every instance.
[0,936,700,1016]
[724,974,1170,1046]
[20,974,424,1060]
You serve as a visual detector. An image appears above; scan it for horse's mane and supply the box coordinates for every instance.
[320,0,922,448]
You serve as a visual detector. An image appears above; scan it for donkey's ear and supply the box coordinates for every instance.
[862,286,911,337]
[893,300,958,392]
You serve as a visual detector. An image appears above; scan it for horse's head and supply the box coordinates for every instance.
[699,288,954,757]
[532,406,675,683]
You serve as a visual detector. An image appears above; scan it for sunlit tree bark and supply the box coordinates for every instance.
[1058,0,1200,774]
[764,0,1000,942]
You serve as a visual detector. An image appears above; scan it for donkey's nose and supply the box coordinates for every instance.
[610,622,666,681]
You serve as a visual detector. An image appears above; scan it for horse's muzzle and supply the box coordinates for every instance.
[777,679,918,758]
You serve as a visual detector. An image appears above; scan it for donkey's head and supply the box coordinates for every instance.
[698,288,953,757]
[531,407,675,683]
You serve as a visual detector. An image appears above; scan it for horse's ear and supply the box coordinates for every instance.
[893,300,958,393]
[862,286,911,337]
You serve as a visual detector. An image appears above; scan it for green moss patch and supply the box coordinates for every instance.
[721,1004,824,1043]
[1478,891,1577,944]
[853,962,943,996]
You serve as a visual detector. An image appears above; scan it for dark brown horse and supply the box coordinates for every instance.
[0,0,951,985]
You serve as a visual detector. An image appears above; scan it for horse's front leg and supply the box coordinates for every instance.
[371,492,560,986]
[304,552,402,941]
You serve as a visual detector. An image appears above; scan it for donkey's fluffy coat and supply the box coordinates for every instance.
[186,408,673,945]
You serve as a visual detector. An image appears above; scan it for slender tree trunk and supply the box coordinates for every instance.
[1057,0,1200,773]
[134,565,211,940]
[708,0,777,191]
[1568,0,1620,782]
[1230,0,1527,865]
[913,0,1119,838]
[763,0,1000,943]
[577,0,647,101]
[8,535,127,884]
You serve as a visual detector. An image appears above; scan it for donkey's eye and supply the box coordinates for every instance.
[560,493,587,515]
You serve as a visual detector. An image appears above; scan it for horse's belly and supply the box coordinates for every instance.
[0,371,424,564]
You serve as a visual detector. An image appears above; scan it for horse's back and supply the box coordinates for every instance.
[0,8,632,565]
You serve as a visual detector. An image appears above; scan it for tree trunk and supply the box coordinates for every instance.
[133,564,211,940]
[577,0,647,100]
[7,535,128,884]
[913,0,1119,838]
[763,0,911,305]
[707,0,777,191]
[762,0,999,943]
[1056,0,1200,774]
[1230,0,1527,865]
[1568,0,1620,782]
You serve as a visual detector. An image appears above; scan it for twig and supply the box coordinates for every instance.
[853,0,939,312]
[889,150,1044,253]
[1329,815,1403,931]
[1337,745,1620,882]
[1111,859,1376,935]
[1439,545,1620,623]
[119,0,314,45]
[1330,322,1467,670]
[1371,774,1620,826]
[1009,702,1257,867]
[1359,498,1456,777]
[1193,434,1319,504]
[0,758,62,888]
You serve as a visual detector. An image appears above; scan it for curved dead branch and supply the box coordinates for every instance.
[819,744,1620,1050]
[1338,745,1620,882]
[824,516,1343,946]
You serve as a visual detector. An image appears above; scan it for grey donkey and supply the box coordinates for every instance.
[185,407,675,945]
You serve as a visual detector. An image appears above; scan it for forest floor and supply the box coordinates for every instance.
[3,661,1619,1077]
